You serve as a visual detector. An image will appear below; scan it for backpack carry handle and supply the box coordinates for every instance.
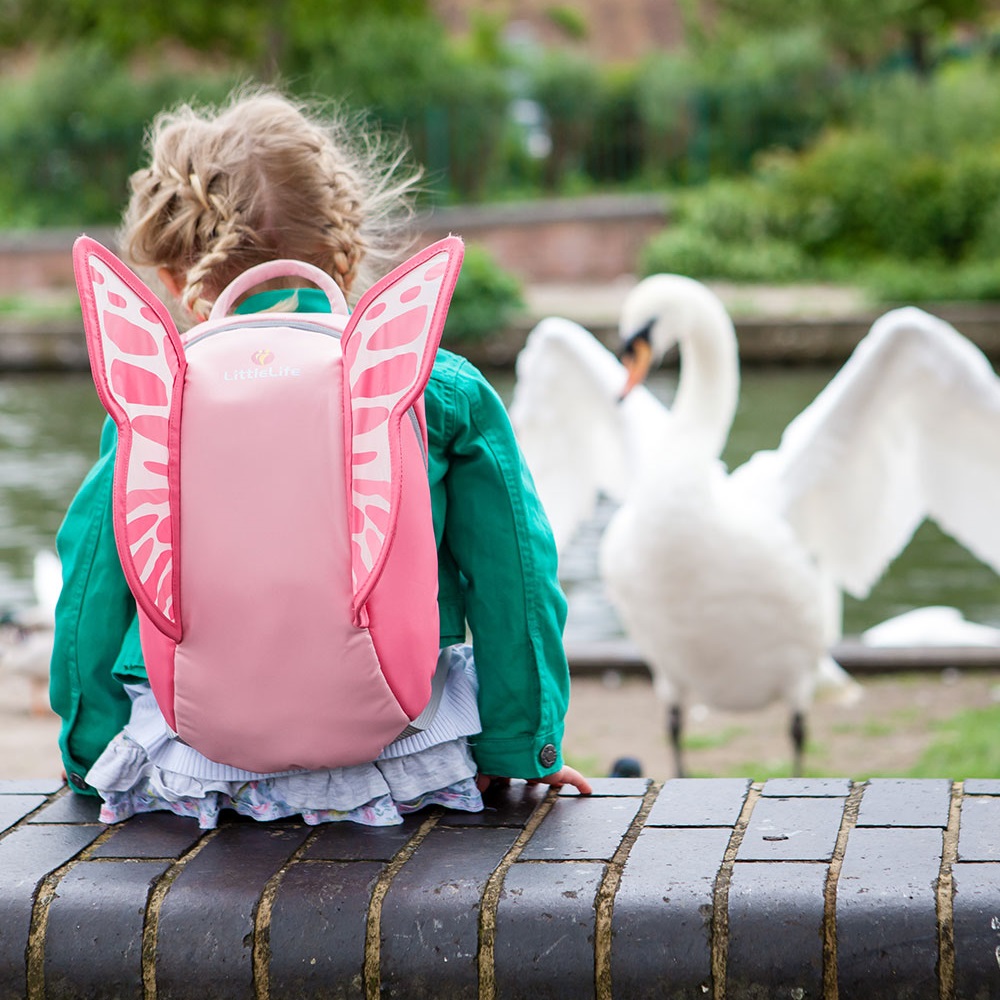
[209,259,350,320]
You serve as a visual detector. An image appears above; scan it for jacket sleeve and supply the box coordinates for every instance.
[50,418,140,792]
[434,359,571,779]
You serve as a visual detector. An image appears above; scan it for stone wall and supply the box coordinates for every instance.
[0,194,668,295]
[4,775,1000,998]
[418,193,668,283]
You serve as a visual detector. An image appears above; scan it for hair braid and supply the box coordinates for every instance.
[120,87,422,322]
[181,213,253,319]
[323,166,367,290]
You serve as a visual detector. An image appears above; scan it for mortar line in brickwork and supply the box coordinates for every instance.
[477,787,565,1000]
[252,825,324,1000]
[595,780,663,1000]
[24,818,120,1000]
[141,825,225,1000]
[710,781,762,1000]
[363,810,443,1000]
[937,780,963,1000]
[0,786,68,845]
[822,780,866,1000]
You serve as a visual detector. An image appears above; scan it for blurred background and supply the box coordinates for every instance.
[4,0,1000,301]
[2,0,1000,780]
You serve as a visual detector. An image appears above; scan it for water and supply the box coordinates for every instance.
[490,367,1000,641]
[0,369,997,640]
[0,374,105,609]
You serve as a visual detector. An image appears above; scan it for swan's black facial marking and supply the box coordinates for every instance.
[619,319,654,362]
[618,320,656,403]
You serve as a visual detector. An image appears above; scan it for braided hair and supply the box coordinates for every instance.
[121,87,421,318]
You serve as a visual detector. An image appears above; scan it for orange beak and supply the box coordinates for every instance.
[620,336,654,399]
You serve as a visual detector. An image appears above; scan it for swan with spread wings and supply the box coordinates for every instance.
[509,275,1000,776]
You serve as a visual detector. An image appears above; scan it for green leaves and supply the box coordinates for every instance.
[0,0,430,71]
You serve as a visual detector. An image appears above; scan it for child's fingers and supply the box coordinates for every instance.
[478,770,593,795]
[533,766,593,795]
[555,766,593,795]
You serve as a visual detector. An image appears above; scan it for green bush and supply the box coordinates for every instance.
[303,15,510,203]
[0,45,236,226]
[849,57,1000,156]
[640,226,808,282]
[776,130,1000,263]
[582,64,644,185]
[441,244,524,344]
[860,257,1000,303]
[638,56,1000,296]
[634,28,842,184]
[0,21,512,224]
[639,181,808,281]
[700,27,842,174]
[527,49,603,190]
[633,50,699,182]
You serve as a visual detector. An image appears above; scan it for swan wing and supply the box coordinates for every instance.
[509,316,664,552]
[734,307,1000,597]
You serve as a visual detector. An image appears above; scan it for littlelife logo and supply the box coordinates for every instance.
[223,349,302,381]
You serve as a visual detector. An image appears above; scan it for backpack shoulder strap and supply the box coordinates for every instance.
[73,236,185,641]
[341,237,464,621]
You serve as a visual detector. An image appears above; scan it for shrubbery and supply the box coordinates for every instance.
[641,56,1000,300]
[0,46,236,226]
[639,180,808,281]
[0,21,849,226]
[303,16,510,202]
[5,22,1000,303]
[441,244,525,346]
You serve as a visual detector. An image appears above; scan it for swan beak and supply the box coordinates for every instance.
[620,336,653,399]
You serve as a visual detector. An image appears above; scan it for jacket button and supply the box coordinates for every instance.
[68,772,89,791]
[538,744,557,768]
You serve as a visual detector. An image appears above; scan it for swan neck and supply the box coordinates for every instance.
[669,303,739,457]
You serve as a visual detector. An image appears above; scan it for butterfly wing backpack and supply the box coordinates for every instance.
[73,235,464,773]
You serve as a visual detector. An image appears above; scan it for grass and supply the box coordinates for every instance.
[903,703,1000,779]
[683,726,746,752]
[681,703,1000,783]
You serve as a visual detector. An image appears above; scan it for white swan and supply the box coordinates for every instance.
[510,276,1000,776]
[0,549,60,716]
[861,606,1000,648]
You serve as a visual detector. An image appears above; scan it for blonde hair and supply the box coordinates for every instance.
[121,87,422,318]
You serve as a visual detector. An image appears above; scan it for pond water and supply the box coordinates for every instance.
[488,367,1000,641]
[0,368,997,641]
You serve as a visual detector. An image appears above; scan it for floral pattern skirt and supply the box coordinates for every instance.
[88,733,483,829]
[85,645,484,829]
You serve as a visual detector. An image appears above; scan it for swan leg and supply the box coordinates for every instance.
[668,703,685,778]
[790,710,807,777]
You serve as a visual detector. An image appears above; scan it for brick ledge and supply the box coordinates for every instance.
[2,776,999,998]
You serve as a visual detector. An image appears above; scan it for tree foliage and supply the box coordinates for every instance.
[0,0,428,77]
[708,0,989,70]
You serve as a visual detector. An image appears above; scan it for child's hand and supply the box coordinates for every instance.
[476,767,592,795]
[528,765,593,795]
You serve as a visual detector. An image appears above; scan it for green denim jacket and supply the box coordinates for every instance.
[50,342,571,792]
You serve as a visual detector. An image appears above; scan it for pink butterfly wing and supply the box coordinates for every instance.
[73,236,184,640]
[341,237,464,617]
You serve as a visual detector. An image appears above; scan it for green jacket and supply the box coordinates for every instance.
[50,343,571,793]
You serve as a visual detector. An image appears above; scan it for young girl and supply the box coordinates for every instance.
[50,88,590,828]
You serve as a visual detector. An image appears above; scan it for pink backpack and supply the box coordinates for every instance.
[73,235,464,773]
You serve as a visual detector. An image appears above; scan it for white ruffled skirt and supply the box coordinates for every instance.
[86,645,484,829]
